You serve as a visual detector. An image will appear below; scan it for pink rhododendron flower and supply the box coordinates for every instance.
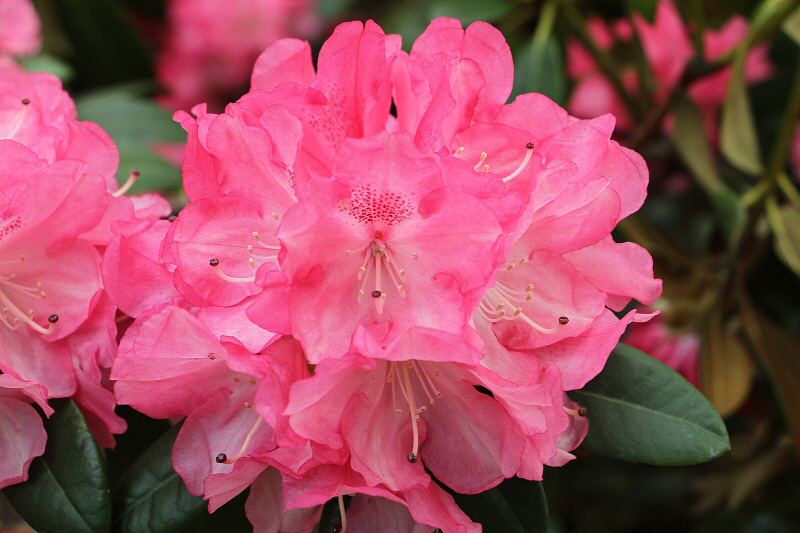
[156,0,320,112]
[0,373,50,489]
[111,16,662,531]
[566,0,773,141]
[0,64,175,487]
[0,0,40,58]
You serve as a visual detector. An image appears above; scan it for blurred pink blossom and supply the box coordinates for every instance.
[0,0,40,58]
[566,0,773,141]
[156,0,320,112]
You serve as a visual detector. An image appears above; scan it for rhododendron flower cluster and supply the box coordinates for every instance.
[157,0,320,111]
[0,62,171,488]
[109,17,661,531]
[566,0,773,140]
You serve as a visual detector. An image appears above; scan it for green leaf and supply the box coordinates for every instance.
[449,477,547,533]
[568,343,730,465]
[767,198,800,278]
[3,399,111,533]
[111,422,206,533]
[76,87,185,192]
[782,5,800,44]
[511,0,565,105]
[720,51,764,176]
[17,54,75,82]
[672,97,726,195]
[512,34,566,106]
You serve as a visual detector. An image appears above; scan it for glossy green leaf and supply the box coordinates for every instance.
[3,399,111,533]
[720,51,764,176]
[450,477,547,533]
[568,343,730,465]
[76,87,184,192]
[111,422,206,533]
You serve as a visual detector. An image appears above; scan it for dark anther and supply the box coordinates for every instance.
[526,142,535,149]
[371,290,382,298]
[407,453,418,463]
[578,406,588,417]
[209,258,220,266]
[332,525,343,533]
[559,316,569,325]
[21,98,30,105]
[215,453,227,463]
[48,314,59,323]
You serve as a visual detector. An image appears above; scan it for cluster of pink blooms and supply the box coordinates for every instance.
[566,0,773,141]
[0,57,171,487]
[156,0,320,111]
[105,18,662,531]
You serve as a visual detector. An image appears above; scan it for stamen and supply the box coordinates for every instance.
[410,361,437,405]
[564,406,587,417]
[219,416,263,464]
[502,142,535,183]
[0,289,55,334]
[374,250,384,314]
[454,146,465,156]
[381,247,407,297]
[487,288,568,333]
[112,170,139,197]
[209,259,256,283]
[252,231,280,250]
[4,98,30,140]
[335,494,347,533]
[473,152,488,171]
[401,363,420,462]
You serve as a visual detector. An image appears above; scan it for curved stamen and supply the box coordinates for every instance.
[4,98,30,140]
[494,280,533,302]
[208,258,256,283]
[488,287,568,334]
[473,152,488,171]
[252,231,281,250]
[502,142,535,183]
[401,363,420,463]
[113,170,139,197]
[336,495,348,533]
[216,415,263,464]
[0,289,55,334]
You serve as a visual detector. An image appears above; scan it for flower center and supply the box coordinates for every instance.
[347,231,416,315]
